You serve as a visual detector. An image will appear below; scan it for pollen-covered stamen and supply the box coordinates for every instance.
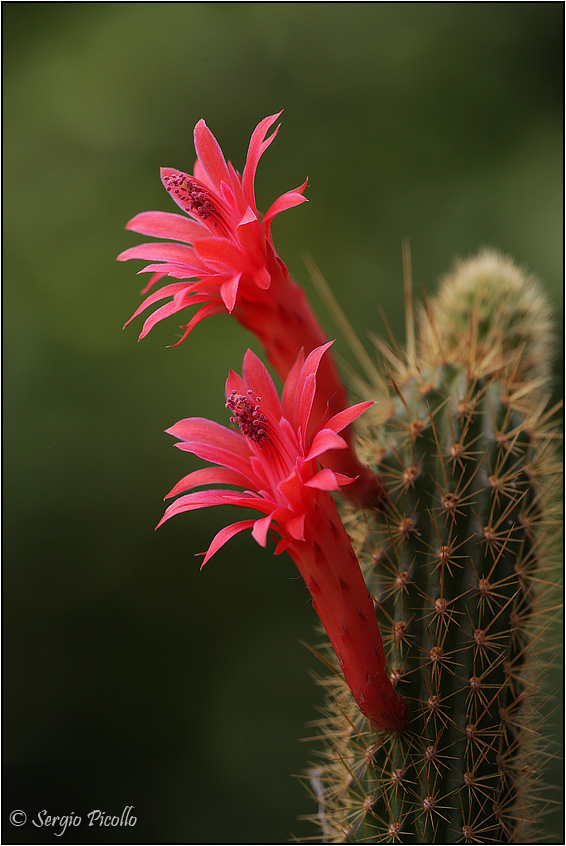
[163,172,228,233]
[226,390,268,445]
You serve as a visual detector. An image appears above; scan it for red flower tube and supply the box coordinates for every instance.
[157,342,408,732]
[118,113,383,506]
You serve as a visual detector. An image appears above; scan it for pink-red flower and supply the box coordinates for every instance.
[158,343,408,732]
[118,112,384,506]
[118,112,309,352]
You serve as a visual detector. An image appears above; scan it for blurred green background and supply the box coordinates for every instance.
[4,3,562,843]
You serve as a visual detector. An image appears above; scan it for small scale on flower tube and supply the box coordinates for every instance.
[158,343,409,733]
[118,112,384,507]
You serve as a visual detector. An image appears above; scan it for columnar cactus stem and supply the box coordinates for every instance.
[304,251,561,844]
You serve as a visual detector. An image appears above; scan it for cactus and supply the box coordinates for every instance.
[119,115,561,843]
[304,251,561,844]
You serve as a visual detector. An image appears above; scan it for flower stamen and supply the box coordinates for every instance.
[163,172,225,229]
[226,390,268,445]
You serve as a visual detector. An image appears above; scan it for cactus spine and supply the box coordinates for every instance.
[305,251,561,843]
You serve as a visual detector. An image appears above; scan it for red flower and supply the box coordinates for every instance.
[158,343,408,733]
[118,113,384,506]
[118,112,308,349]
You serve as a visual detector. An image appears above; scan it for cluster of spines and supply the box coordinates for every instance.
[301,253,561,844]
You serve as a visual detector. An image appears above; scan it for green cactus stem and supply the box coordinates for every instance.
[303,251,561,844]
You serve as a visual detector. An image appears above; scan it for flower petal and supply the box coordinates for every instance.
[263,181,309,228]
[242,112,282,209]
[118,241,199,266]
[303,468,357,490]
[325,401,375,433]
[225,369,246,399]
[252,264,271,290]
[167,417,250,457]
[157,489,271,529]
[303,468,342,491]
[242,349,282,420]
[297,372,317,437]
[235,207,265,268]
[200,520,256,568]
[274,537,292,556]
[194,237,252,273]
[285,512,306,541]
[125,210,208,244]
[305,428,347,462]
[166,303,227,347]
[140,271,167,295]
[134,263,199,280]
[193,119,231,190]
[251,513,273,547]
[176,443,260,482]
[238,206,259,227]
[124,282,192,327]
[294,341,334,429]
[138,297,196,340]
[277,470,305,514]
[220,273,242,313]
[164,467,251,499]
[281,348,305,421]
[166,417,256,478]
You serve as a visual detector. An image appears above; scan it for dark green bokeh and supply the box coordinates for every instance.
[3,3,562,843]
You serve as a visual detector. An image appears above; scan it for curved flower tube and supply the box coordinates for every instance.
[158,343,408,733]
[118,113,383,506]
